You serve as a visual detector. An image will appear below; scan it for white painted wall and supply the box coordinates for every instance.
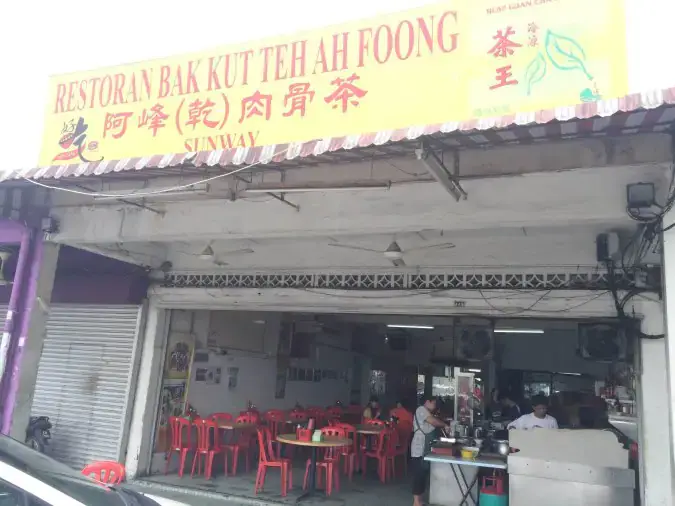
[184,310,357,417]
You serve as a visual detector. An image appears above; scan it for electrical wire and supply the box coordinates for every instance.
[19,146,291,200]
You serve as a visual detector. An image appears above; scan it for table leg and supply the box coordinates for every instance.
[297,447,318,503]
[451,464,479,506]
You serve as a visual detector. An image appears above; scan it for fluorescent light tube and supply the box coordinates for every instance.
[493,328,544,334]
[387,324,434,330]
[245,182,391,193]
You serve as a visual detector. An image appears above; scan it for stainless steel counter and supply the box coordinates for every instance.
[508,455,635,506]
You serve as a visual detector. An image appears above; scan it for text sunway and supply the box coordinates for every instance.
[183,131,260,151]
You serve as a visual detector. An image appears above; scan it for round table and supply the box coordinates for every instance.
[277,433,351,501]
[354,424,385,435]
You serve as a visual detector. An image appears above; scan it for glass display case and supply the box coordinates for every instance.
[454,372,474,426]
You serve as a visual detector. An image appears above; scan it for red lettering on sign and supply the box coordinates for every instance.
[239,90,272,122]
[283,83,315,117]
[324,73,367,112]
[138,104,169,136]
[103,112,133,139]
[488,26,522,58]
[489,65,518,90]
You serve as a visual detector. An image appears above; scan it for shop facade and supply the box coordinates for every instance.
[1,0,674,505]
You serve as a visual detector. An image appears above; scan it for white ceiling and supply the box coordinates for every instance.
[149,223,630,271]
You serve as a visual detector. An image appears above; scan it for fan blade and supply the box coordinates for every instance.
[219,248,254,256]
[404,242,456,253]
[327,243,382,253]
[391,258,406,267]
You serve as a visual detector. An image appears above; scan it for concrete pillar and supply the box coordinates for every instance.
[637,301,673,506]
[659,211,675,504]
[124,301,169,479]
[5,240,59,439]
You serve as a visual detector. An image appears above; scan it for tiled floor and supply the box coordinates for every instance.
[135,464,413,506]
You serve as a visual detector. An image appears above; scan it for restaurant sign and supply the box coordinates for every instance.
[40,0,627,167]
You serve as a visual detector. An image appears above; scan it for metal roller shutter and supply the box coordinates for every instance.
[30,305,142,469]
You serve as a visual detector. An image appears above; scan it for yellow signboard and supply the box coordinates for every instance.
[39,0,627,167]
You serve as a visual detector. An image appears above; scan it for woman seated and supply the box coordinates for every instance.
[362,396,380,420]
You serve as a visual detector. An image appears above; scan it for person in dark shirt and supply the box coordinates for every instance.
[498,392,522,421]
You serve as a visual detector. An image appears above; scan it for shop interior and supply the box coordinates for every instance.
[144,309,638,504]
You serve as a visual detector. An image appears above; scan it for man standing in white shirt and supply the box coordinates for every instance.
[507,395,559,430]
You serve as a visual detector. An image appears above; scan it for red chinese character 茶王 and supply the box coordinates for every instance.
[103,112,133,139]
[239,90,272,123]
[488,26,522,58]
[283,83,315,117]
[138,104,169,137]
[490,65,518,90]
[186,98,219,129]
[324,74,367,113]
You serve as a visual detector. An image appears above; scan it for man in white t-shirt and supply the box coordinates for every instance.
[507,395,559,430]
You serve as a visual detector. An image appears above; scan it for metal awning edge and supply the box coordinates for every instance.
[6,87,675,182]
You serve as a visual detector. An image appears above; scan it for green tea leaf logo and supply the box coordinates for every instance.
[524,52,547,95]
[545,30,593,80]
[579,87,601,102]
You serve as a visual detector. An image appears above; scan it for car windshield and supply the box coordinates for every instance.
[0,435,125,505]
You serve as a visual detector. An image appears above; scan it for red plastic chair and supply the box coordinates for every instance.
[303,427,344,496]
[361,427,396,483]
[336,423,358,481]
[191,419,225,479]
[289,410,308,422]
[82,461,125,485]
[326,406,343,418]
[264,410,287,458]
[365,418,387,426]
[240,410,261,424]
[221,415,256,475]
[165,416,194,477]
[307,407,328,427]
[394,424,412,476]
[255,427,293,497]
[210,412,234,424]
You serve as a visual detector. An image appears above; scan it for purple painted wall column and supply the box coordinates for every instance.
[1,236,44,434]
[0,220,32,431]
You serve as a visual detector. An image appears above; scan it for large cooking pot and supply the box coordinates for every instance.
[493,439,510,456]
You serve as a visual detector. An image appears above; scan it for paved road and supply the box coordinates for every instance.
[136,486,253,506]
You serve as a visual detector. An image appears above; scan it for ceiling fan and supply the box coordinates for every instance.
[175,242,254,266]
[327,239,455,267]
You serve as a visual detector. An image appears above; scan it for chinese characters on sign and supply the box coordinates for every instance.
[80,77,369,148]
[487,26,522,90]
[40,0,627,166]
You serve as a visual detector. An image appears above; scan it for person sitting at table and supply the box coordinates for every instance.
[411,395,451,506]
[390,400,413,424]
[507,395,559,430]
[362,396,380,420]
[498,391,522,422]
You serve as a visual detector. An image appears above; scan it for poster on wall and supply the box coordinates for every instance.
[165,332,194,380]
[154,381,187,453]
[207,367,222,385]
[158,383,187,426]
[275,371,287,399]
[227,367,239,390]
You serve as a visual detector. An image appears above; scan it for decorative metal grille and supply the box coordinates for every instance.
[162,269,634,291]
